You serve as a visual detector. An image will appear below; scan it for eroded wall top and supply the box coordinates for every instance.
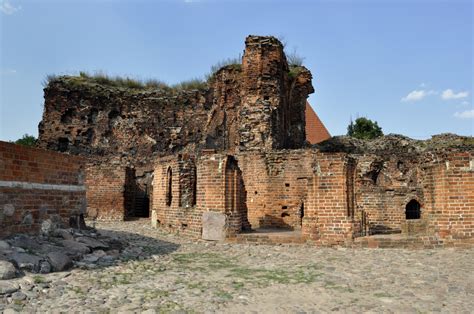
[37,35,315,165]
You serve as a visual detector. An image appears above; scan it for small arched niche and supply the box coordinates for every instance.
[405,199,421,220]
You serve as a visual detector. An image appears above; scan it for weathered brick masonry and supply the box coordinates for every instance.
[38,35,313,221]
[152,143,473,246]
[36,35,474,247]
[0,141,86,238]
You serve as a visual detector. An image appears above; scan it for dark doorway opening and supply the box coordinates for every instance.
[166,167,172,207]
[133,184,150,218]
[405,199,421,220]
[300,202,305,226]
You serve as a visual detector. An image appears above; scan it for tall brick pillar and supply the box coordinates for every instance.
[240,36,289,150]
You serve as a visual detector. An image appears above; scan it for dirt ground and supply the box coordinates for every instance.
[1,220,473,313]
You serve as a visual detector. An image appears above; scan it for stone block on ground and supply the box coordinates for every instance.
[47,252,72,271]
[9,253,42,272]
[76,237,109,250]
[0,241,10,251]
[60,240,91,256]
[0,281,19,295]
[53,229,74,241]
[0,260,17,280]
[202,212,227,241]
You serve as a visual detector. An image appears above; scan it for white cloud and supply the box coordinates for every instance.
[0,0,21,15]
[401,89,436,102]
[454,109,474,119]
[1,69,17,75]
[462,101,470,106]
[442,89,469,100]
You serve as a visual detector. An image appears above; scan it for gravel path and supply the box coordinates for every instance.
[1,220,473,313]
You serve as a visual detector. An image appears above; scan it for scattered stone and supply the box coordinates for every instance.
[0,240,11,251]
[11,291,27,301]
[41,219,56,236]
[9,252,42,272]
[39,260,52,274]
[82,254,99,263]
[0,260,16,280]
[0,281,19,295]
[76,237,109,250]
[8,235,42,251]
[47,252,72,271]
[60,240,90,255]
[22,212,34,225]
[54,229,74,241]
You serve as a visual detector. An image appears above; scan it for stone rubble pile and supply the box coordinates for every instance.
[0,219,126,281]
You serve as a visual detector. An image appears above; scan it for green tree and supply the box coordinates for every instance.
[14,134,37,147]
[347,117,383,140]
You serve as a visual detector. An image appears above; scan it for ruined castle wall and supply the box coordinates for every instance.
[423,152,474,244]
[352,155,424,235]
[303,153,354,245]
[239,36,312,151]
[0,141,86,237]
[152,150,351,240]
[85,163,134,221]
[236,150,316,230]
[152,155,203,237]
[38,82,210,164]
[38,36,314,162]
[152,153,250,238]
[203,67,242,151]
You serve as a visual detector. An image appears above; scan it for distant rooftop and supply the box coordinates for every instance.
[305,102,331,144]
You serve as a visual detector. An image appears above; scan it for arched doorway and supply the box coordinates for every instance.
[225,156,250,233]
[405,199,421,220]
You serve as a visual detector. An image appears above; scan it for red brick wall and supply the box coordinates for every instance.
[424,152,474,243]
[152,155,206,237]
[303,153,354,245]
[150,148,473,247]
[85,163,133,221]
[0,141,86,237]
[237,150,315,230]
[352,156,424,235]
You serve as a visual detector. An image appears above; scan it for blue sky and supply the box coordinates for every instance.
[1,0,472,141]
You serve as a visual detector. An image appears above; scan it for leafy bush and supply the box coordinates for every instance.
[14,134,37,147]
[347,117,383,140]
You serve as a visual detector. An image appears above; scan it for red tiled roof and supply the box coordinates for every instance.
[305,101,331,144]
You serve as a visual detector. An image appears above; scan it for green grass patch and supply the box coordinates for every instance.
[374,292,393,298]
[32,275,46,284]
[323,281,355,293]
[215,289,233,300]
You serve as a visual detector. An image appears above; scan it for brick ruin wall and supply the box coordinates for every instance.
[38,36,312,158]
[151,145,473,246]
[34,34,473,246]
[0,141,86,238]
[37,35,313,221]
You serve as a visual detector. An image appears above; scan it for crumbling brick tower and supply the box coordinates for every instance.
[239,36,313,150]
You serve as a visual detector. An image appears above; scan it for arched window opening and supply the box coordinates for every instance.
[405,199,421,220]
[166,167,172,206]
